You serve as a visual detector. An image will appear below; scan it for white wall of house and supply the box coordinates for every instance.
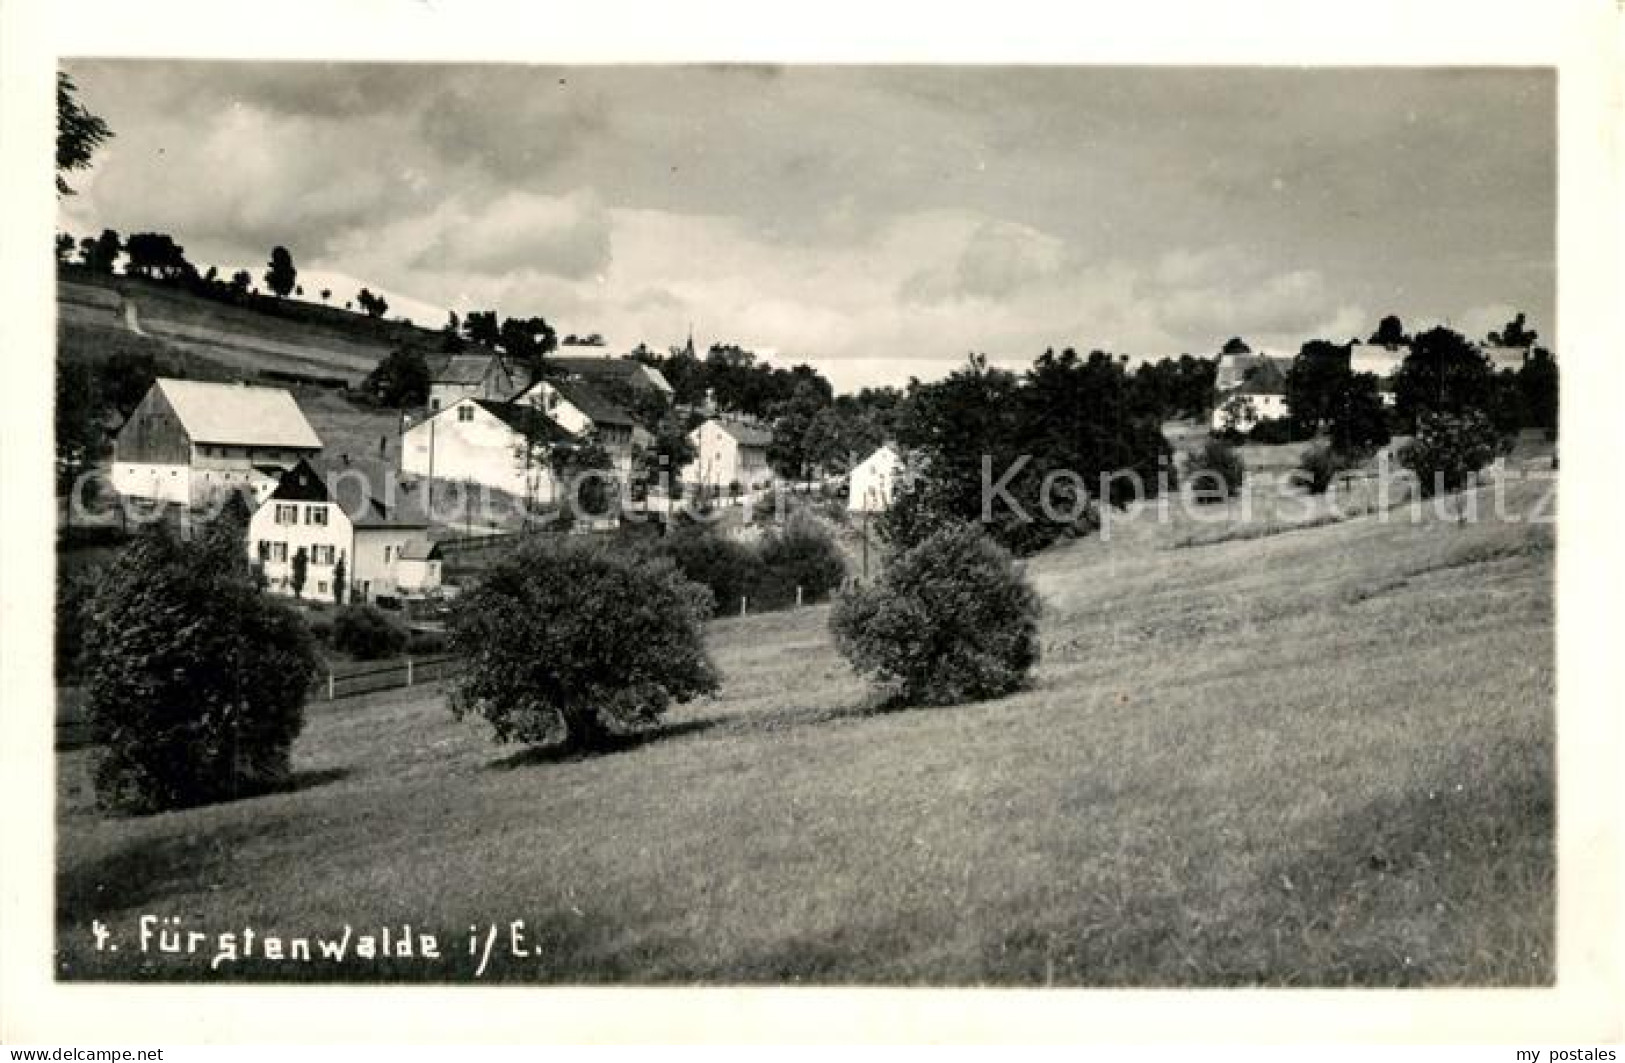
[248,497,354,600]
[849,445,904,512]
[1211,392,1289,432]
[110,462,191,505]
[395,557,444,596]
[515,382,635,481]
[681,420,774,492]
[402,399,557,503]
[351,528,430,600]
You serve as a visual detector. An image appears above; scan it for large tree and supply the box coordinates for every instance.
[1393,326,1496,429]
[123,232,193,281]
[447,537,720,751]
[57,72,112,196]
[1285,339,1353,435]
[264,246,298,299]
[1369,314,1409,348]
[364,346,432,408]
[78,229,120,274]
[82,519,317,812]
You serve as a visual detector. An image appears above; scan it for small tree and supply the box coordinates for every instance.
[332,555,347,605]
[1186,438,1245,502]
[447,538,720,750]
[364,347,431,408]
[264,245,297,299]
[758,513,848,604]
[290,546,309,599]
[831,522,1040,706]
[1298,442,1351,495]
[1401,410,1501,498]
[82,521,317,813]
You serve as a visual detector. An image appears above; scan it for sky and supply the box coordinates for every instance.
[58,62,1555,392]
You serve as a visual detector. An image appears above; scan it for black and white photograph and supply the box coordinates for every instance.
[3,0,1622,1046]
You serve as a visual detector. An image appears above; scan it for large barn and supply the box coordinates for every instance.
[109,378,322,506]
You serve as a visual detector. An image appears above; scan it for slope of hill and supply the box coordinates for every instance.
[54,480,1555,985]
[59,270,432,387]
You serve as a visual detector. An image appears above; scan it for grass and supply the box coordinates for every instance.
[53,479,1555,985]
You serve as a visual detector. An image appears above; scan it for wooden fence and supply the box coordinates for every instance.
[312,653,462,702]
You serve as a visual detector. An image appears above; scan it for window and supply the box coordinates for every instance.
[458,405,475,422]
[384,545,393,563]
[306,505,328,526]
[312,545,335,565]
[257,540,270,560]
[317,581,328,594]
[270,542,288,562]
[274,504,298,525]
[430,397,441,411]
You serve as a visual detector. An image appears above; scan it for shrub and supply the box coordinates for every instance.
[82,523,317,814]
[757,513,847,604]
[1247,416,1294,445]
[332,604,408,660]
[1297,442,1353,495]
[660,524,764,610]
[1186,439,1245,503]
[1401,410,1501,497]
[55,562,101,682]
[307,616,335,644]
[831,522,1041,707]
[447,537,720,750]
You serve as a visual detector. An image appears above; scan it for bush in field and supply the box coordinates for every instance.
[332,604,408,661]
[1247,416,1294,445]
[1186,439,1245,502]
[55,563,101,682]
[660,523,763,610]
[1401,410,1501,498]
[447,537,720,750]
[1297,442,1354,495]
[831,522,1041,707]
[757,513,847,603]
[82,520,317,814]
[406,630,448,656]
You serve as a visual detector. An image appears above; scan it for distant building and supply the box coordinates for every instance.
[247,458,438,603]
[681,417,775,494]
[401,397,574,502]
[1211,357,1290,432]
[548,355,675,399]
[513,377,637,480]
[425,351,518,412]
[848,444,905,513]
[1348,340,1409,380]
[110,378,321,506]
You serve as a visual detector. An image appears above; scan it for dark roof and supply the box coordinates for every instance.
[267,459,329,503]
[713,418,773,447]
[424,351,509,386]
[472,399,578,444]
[398,540,440,561]
[1233,358,1289,396]
[309,453,431,528]
[550,356,672,392]
[545,378,635,427]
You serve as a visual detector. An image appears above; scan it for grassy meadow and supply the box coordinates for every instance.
[54,479,1555,985]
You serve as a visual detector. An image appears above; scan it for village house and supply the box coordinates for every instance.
[1211,357,1290,432]
[401,396,574,504]
[247,458,439,603]
[681,416,775,495]
[848,443,905,513]
[110,377,322,506]
[512,377,638,480]
[425,350,518,412]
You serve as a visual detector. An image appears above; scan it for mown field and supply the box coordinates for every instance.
[54,479,1556,985]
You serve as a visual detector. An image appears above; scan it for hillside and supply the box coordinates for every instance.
[54,479,1555,985]
[58,269,434,388]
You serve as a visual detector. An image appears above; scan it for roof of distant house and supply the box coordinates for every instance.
[1215,354,1292,393]
[711,418,774,447]
[424,350,510,386]
[273,455,435,529]
[397,539,441,561]
[152,378,322,449]
[542,378,636,427]
[472,399,579,444]
[550,355,675,394]
[1231,358,1289,397]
